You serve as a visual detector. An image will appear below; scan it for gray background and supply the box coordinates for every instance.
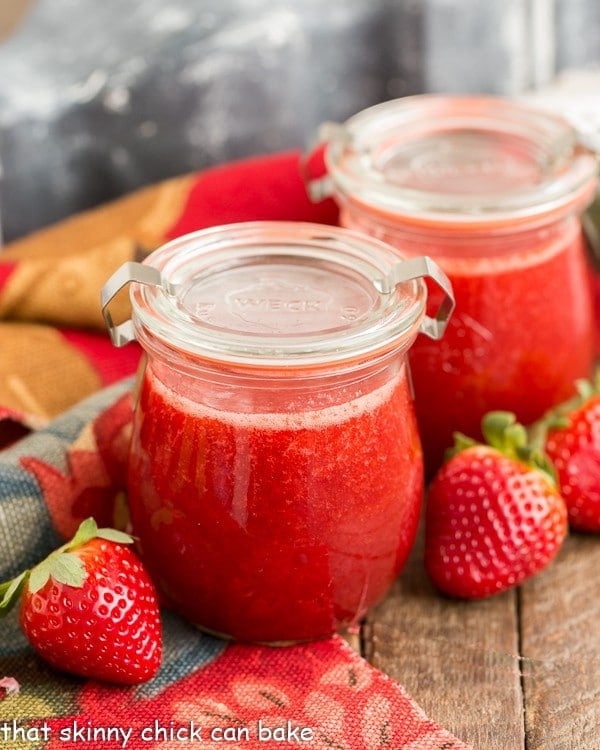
[1,0,599,241]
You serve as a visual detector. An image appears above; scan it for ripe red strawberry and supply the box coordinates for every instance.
[425,412,568,598]
[0,518,162,685]
[536,378,600,532]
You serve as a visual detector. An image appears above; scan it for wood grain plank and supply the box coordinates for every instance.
[363,533,525,750]
[519,533,600,750]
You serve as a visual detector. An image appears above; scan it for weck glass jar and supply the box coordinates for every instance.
[101,221,454,643]
[308,95,599,471]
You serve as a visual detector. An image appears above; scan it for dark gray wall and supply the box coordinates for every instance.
[1,0,598,241]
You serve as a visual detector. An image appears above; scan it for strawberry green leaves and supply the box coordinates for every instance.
[66,516,134,549]
[28,552,85,594]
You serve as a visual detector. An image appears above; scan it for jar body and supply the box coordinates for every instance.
[127,349,423,643]
[341,202,596,468]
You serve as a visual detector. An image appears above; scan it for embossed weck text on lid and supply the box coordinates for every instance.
[181,262,373,334]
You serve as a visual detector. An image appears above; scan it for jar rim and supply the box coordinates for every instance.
[129,222,430,369]
[322,95,599,228]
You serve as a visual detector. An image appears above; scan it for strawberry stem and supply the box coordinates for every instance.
[481,411,557,486]
[482,411,527,455]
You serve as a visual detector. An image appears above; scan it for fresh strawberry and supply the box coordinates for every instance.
[425,412,568,598]
[0,518,162,685]
[534,378,600,532]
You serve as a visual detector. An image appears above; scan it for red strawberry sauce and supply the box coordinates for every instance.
[342,207,596,470]
[407,220,596,468]
[127,362,423,643]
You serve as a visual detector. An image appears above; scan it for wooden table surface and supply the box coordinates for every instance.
[348,529,600,750]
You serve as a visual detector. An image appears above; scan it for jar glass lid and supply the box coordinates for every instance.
[316,95,599,226]
[101,222,454,368]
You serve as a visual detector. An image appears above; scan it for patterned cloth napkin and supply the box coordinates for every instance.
[0,150,474,749]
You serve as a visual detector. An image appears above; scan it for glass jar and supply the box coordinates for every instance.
[101,221,453,643]
[308,95,599,470]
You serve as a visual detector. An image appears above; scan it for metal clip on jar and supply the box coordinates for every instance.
[102,221,453,644]
[307,95,600,470]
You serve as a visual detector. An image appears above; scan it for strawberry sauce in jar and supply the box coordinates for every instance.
[101,222,453,643]
[310,96,599,471]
